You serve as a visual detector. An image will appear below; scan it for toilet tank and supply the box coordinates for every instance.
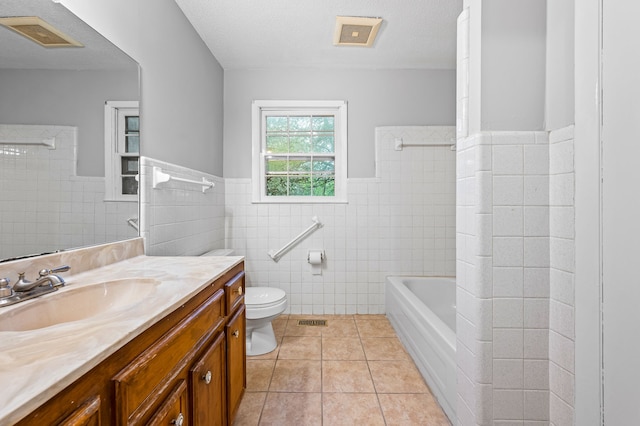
[200,249,234,256]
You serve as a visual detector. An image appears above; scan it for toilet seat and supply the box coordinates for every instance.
[245,287,287,320]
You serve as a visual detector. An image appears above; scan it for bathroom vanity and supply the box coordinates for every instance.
[0,239,246,426]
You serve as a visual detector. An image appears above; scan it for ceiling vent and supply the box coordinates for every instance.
[333,16,383,47]
[0,16,83,48]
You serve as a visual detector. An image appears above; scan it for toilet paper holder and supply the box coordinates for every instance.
[307,250,325,263]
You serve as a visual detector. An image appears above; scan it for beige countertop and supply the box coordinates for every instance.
[0,254,243,425]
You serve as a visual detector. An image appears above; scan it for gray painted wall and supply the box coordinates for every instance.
[546,0,575,130]
[223,68,456,178]
[0,69,138,176]
[60,0,224,176]
[481,0,546,130]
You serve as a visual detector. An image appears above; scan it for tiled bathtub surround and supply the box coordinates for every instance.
[456,131,552,424]
[139,157,226,256]
[0,124,137,260]
[225,126,456,315]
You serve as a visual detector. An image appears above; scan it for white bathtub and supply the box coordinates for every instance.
[386,276,456,423]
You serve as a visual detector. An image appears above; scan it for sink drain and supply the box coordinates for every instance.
[297,319,327,327]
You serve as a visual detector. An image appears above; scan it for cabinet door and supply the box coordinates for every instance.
[226,305,246,423]
[147,380,188,426]
[190,332,226,426]
[59,396,101,426]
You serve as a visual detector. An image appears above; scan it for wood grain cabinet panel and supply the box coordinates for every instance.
[226,305,246,422]
[190,331,226,426]
[146,379,188,426]
[58,396,101,426]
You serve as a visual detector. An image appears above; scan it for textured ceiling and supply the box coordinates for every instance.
[174,0,463,70]
[0,0,137,70]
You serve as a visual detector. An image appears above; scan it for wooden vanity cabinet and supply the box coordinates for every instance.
[15,262,245,426]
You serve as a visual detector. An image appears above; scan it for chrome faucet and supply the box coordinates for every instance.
[0,265,71,308]
[13,266,70,292]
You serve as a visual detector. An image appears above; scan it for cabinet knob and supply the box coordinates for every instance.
[202,370,212,385]
[234,286,243,296]
[171,413,184,426]
[232,329,240,338]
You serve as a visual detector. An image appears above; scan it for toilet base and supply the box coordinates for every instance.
[246,320,278,356]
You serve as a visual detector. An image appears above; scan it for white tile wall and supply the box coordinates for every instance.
[0,124,137,260]
[548,125,575,426]
[139,157,225,256]
[224,126,456,315]
[456,130,552,425]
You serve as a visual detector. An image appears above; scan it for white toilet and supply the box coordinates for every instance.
[200,248,288,356]
[244,286,287,356]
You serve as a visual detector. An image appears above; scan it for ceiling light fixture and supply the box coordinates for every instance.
[0,16,83,48]
[333,16,383,47]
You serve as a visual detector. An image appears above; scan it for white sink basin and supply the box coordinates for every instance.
[0,278,160,332]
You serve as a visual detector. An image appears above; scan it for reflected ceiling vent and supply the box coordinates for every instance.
[0,16,83,48]
[333,16,383,47]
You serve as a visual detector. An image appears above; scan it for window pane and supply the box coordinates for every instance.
[266,135,288,153]
[289,176,312,196]
[288,158,312,172]
[266,176,288,196]
[266,157,287,172]
[312,134,334,153]
[312,116,334,131]
[126,135,139,153]
[289,116,311,131]
[289,136,311,153]
[312,176,335,196]
[312,158,334,172]
[126,116,139,132]
[121,157,139,174]
[266,116,288,131]
[122,176,138,195]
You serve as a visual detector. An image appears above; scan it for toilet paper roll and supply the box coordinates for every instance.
[308,251,323,265]
[308,250,323,275]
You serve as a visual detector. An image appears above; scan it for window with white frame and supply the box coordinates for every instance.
[104,101,139,201]
[252,100,347,203]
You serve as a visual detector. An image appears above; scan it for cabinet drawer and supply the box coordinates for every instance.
[112,288,224,424]
[226,305,246,423]
[224,271,245,316]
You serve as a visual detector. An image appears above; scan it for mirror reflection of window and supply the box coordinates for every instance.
[120,113,139,195]
[105,101,139,201]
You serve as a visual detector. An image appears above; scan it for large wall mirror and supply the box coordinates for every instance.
[0,0,140,262]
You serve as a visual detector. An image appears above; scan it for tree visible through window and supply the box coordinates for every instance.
[265,114,335,196]
[252,101,347,203]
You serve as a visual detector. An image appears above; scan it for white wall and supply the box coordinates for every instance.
[481,0,546,131]
[601,0,640,422]
[223,68,456,178]
[0,69,138,176]
[59,0,225,176]
[545,0,575,131]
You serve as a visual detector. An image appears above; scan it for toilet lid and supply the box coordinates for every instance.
[245,287,286,307]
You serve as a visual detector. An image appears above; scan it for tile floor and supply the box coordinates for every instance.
[233,314,451,426]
